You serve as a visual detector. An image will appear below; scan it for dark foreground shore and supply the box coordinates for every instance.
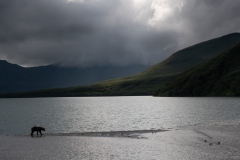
[1,125,240,160]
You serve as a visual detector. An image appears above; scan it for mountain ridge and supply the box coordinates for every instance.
[1,33,240,97]
[0,60,149,94]
[140,32,240,76]
[155,42,240,96]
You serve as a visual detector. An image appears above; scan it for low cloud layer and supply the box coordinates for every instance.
[0,0,239,67]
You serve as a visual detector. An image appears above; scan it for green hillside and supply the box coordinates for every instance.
[1,33,240,98]
[82,33,240,96]
[141,33,240,76]
[155,42,240,96]
[78,33,240,96]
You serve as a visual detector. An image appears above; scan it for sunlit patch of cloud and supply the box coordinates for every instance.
[0,0,239,67]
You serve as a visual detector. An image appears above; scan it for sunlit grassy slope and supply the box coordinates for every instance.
[155,42,240,96]
[1,33,240,97]
[90,33,240,95]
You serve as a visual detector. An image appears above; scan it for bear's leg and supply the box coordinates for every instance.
[31,130,34,135]
[40,131,42,135]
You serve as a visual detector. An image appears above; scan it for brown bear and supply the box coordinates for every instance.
[31,126,45,136]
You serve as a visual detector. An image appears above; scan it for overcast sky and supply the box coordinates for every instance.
[0,0,239,67]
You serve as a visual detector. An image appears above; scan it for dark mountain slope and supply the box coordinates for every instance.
[2,33,240,97]
[155,42,240,96]
[141,33,240,76]
[81,32,240,96]
[0,60,148,93]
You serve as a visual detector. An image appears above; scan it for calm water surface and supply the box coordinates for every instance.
[0,96,240,135]
[1,96,240,160]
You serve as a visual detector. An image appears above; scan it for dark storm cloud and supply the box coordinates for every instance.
[180,0,240,45]
[0,0,239,67]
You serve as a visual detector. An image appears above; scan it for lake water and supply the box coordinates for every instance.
[0,96,240,135]
[1,97,240,160]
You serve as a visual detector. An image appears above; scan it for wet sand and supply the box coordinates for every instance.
[1,125,240,160]
[44,129,167,139]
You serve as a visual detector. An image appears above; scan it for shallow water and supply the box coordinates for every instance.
[0,96,240,135]
[1,96,240,159]
[1,126,240,160]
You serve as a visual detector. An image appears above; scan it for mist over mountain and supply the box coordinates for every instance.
[2,33,239,97]
[0,0,240,67]
[0,61,148,93]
